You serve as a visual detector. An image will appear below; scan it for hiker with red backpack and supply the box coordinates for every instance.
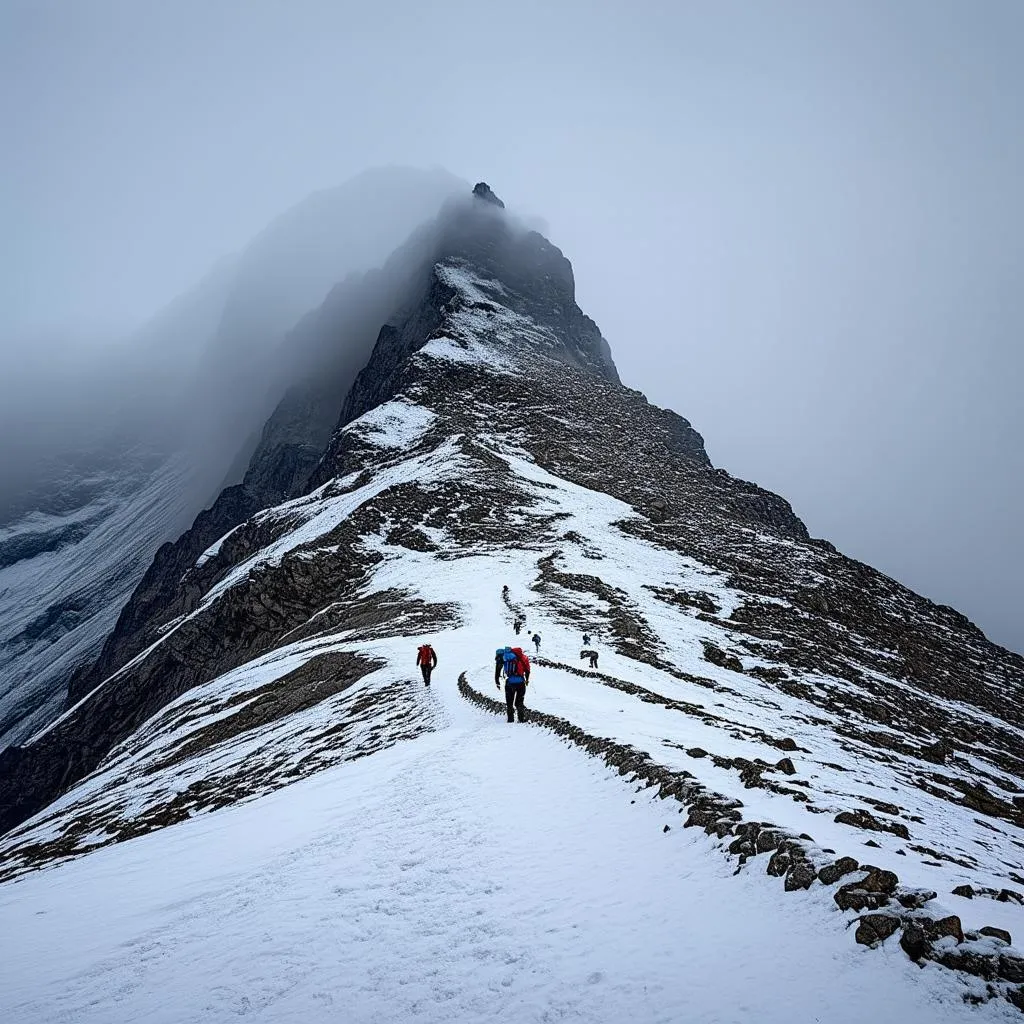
[416,643,438,686]
[494,645,530,722]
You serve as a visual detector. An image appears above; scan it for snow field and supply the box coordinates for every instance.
[1,673,1014,1024]
[2,407,1022,1019]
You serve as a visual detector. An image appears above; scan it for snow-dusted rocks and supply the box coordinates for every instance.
[1,183,1022,1014]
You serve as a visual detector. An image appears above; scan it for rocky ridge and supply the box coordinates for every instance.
[0,184,1022,1009]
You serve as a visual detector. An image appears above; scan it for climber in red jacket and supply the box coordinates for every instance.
[416,644,438,686]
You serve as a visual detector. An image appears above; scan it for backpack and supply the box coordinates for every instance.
[418,644,434,665]
[502,646,528,684]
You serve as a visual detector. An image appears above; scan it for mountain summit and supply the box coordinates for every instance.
[0,183,1022,1015]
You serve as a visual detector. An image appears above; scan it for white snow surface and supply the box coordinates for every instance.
[1,383,1022,1017]
[1,681,1016,1024]
[342,398,437,450]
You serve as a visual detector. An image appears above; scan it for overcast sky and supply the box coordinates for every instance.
[3,0,1022,652]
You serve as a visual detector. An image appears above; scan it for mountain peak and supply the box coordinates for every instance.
[4,176,1024,1016]
[471,181,505,208]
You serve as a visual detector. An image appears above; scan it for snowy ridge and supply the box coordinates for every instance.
[1,213,1023,1017]
[5,714,1016,1024]
[2,419,1023,1012]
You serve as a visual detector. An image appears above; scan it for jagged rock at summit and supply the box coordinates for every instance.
[472,181,505,208]
[1,182,1023,1010]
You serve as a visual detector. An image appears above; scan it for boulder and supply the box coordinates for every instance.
[896,888,937,910]
[999,954,1024,984]
[834,807,911,840]
[818,856,859,885]
[856,914,901,947]
[930,915,965,944]
[775,757,796,775]
[980,926,1012,945]
[932,947,998,980]
[784,860,817,892]
[834,868,899,912]
[900,915,965,963]
[702,643,743,673]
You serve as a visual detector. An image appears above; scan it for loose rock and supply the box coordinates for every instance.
[818,857,859,885]
[856,914,901,947]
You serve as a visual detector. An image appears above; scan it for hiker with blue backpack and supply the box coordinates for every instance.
[495,645,531,722]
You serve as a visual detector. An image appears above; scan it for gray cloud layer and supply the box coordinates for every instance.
[3,0,1022,651]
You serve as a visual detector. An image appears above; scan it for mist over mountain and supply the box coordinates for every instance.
[0,167,464,519]
[0,166,463,747]
[0,182,1021,1019]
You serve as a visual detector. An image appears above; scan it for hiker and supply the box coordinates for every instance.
[495,645,530,722]
[416,643,438,686]
[502,585,509,597]
[531,632,541,653]
[513,618,522,635]
[580,648,599,669]
[582,633,591,646]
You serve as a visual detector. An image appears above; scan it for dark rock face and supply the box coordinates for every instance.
[472,182,505,208]
[834,808,911,841]
[702,642,743,673]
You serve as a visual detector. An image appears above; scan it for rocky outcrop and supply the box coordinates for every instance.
[472,182,505,207]
[834,808,911,841]
[4,181,1024,1014]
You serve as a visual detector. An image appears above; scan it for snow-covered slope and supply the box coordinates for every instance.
[1,186,1022,1014]
[0,448,197,747]
[3,681,1019,1024]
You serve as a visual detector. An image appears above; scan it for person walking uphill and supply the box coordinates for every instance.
[416,643,438,686]
[531,632,541,654]
[495,646,530,722]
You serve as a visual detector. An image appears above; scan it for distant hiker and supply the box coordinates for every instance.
[495,645,531,722]
[532,633,541,653]
[513,618,522,635]
[502,585,509,597]
[580,649,599,669]
[416,643,438,686]
[582,633,591,646]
